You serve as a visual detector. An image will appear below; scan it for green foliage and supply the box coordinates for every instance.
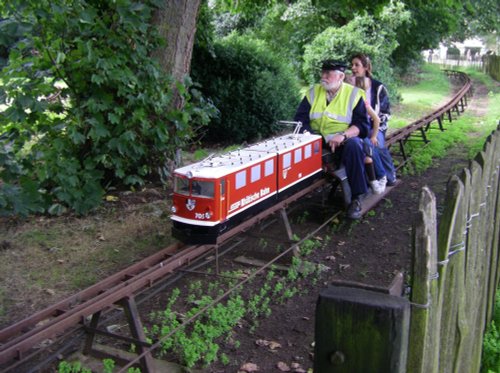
[392,0,464,71]
[0,0,215,215]
[191,33,300,143]
[482,291,500,372]
[58,359,138,373]
[102,359,115,373]
[302,1,409,96]
[148,288,246,368]
[57,361,92,373]
[298,238,321,256]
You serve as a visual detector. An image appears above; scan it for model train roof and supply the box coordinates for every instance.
[174,132,322,179]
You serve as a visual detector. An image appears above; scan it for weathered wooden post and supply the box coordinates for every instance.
[407,187,439,373]
[483,133,500,324]
[436,175,467,372]
[314,286,410,373]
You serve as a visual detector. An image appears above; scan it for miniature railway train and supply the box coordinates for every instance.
[171,132,325,244]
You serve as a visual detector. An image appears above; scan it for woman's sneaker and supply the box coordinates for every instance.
[378,176,387,189]
[369,179,385,194]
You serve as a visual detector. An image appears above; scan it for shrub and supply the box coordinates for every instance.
[0,0,215,215]
[191,34,301,144]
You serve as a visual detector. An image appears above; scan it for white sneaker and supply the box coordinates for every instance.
[378,176,387,189]
[369,180,384,195]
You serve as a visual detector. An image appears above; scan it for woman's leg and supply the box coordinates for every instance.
[377,131,396,183]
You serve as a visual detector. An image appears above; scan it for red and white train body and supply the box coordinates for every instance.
[171,132,323,244]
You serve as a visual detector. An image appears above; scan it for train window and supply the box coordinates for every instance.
[264,159,274,176]
[174,176,190,196]
[191,180,215,198]
[283,153,291,168]
[235,170,246,189]
[294,148,302,164]
[313,140,320,154]
[305,144,312,159]
[251,165,261,182]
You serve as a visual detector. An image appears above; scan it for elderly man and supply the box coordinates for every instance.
[294,60,370,219]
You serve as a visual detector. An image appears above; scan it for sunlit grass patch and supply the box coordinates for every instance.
[392,64,451,128]
[402,79,499,174]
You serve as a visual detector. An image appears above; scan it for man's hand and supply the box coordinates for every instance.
[328,133,346,153]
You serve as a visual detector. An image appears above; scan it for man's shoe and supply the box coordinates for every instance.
[387,178,397,187]
[369,180,384,195]
[347,199,362,219]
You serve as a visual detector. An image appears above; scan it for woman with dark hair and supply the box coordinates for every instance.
[351,53,396,186]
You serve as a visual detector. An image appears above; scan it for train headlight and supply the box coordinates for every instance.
[171,205,178,213]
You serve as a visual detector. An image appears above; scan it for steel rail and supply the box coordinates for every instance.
[0,242,184,343]
[0,243,213,366]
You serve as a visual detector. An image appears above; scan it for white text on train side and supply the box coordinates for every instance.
[229,187,271,212]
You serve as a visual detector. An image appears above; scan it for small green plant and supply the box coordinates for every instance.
[295,210,310,224]
[258,237,268,249]
[347,220,360,236]
[58,359,138,373]
[102,359,115,373]
[299,238,321,257]
[367,210,376,217]
[57,361,92,373]
[482,290,500,372]
[147,293,246,368]
[220,353,230,365]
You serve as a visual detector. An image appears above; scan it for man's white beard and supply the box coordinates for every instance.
[321,80,341,91]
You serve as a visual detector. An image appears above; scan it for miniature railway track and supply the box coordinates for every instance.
[386,70,472,168]
[0,70,473,372]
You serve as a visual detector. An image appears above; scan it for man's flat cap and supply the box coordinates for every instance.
[321,60,347,72]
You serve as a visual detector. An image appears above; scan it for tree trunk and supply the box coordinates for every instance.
[152,0,201,83]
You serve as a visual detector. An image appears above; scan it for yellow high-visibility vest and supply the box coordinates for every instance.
[307,83,363,138]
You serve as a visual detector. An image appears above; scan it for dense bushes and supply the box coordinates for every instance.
[191,34,300,144]
[0,0,215,215]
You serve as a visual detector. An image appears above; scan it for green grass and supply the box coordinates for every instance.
[391,64,452,129]
[482,290,500,372]
[397,67,500,174]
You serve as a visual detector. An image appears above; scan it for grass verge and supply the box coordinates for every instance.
[392,66,499,174]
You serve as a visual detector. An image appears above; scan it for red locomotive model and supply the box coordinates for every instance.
[171,131,323,244]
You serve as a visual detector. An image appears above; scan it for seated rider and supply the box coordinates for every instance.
[293,60,371,219]
[347,75,386,195]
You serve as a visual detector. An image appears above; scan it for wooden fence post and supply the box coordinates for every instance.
[459,160,485,372]
[483,133,500,324]
[314,286,410,373]
[454,168,473,373]
[436,175,467,372]
[407,187,439,373]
